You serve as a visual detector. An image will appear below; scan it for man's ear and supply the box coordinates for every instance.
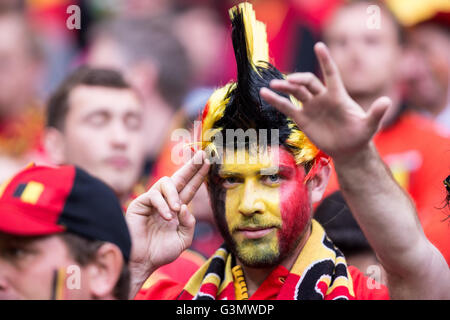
[307,163,331,204]
[86,244,124,300]
[43,127,67,165]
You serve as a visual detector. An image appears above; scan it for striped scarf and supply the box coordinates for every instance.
[178,220,355,300]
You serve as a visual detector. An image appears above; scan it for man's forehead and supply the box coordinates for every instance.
[68,85,143,114]
[219,145,297,174]
[0,232,47,244]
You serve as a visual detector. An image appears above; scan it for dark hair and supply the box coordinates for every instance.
[46,66,133,130]
[59,232,130,300]
[211,8,313,174]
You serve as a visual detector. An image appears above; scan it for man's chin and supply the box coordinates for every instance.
[237,257,280,269]
[233,242,281,268]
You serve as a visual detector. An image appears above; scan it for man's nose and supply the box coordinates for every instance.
[109,120,128,149]
[238,179,265,216]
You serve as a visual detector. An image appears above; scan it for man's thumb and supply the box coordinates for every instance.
[368,96,391,133]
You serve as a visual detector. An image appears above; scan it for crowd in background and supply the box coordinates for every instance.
[0,0,449,291]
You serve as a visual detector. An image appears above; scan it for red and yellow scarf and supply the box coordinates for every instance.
[178,220,355,300]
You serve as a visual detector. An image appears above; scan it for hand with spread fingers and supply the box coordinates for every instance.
[126,151,210,297]
[262,42,450,299]
[260,42,391,162]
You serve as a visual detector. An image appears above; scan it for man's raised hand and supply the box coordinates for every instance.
[260,42,391,162]
[125,150,210,296]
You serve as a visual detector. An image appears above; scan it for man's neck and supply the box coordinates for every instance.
[238,224,312,297]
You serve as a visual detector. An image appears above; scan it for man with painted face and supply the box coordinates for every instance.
[126,3,450,300]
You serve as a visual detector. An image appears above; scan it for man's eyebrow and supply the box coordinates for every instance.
[260,165,293,175]
[259,166,279,175]
[217,170,244,177]
[81,108,110,117]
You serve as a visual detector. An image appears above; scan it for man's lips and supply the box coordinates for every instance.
[235,226,276,239]
[104,156,131,169]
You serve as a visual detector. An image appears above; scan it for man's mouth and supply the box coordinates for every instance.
[104,156,131,170]
[235,226,276,239]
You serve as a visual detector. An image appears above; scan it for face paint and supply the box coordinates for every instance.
[278,149,311,256]
[207,145,312,268]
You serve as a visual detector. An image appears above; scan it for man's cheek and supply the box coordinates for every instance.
[278,180,310,250]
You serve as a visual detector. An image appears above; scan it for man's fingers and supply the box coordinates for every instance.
[269,79,313,103]
[179,159,211,204]
[171,150,206,192]
[159,177,182,212]
[314,42,344,93]
[177,204,195,248]
[286,72,325,95]
[126,188,175,220]
[178,204,196,230]
[367,96,391,133]
[260,87,306,127]
[260,87,296,117]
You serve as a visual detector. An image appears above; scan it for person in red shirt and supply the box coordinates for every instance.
[126,3,449,300]
[321,0,450,264]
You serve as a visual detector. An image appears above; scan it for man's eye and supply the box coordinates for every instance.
[86,113,109,126]
[2,247,28,259]
[125,114,142,130]
[262,174,280,185]
[222,177,241,188]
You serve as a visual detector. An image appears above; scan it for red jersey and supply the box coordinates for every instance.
[139,250,205,291]
[135,265,389,300]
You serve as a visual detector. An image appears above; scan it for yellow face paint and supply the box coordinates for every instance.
[209,145,312,268]
[221,147,283,266]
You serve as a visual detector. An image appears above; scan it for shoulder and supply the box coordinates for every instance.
[349,266,390,300]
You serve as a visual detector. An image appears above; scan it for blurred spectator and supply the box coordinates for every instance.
[44,66,146,205]
[26,0,79,97]
[401,12,450,130]
[172,5,230,88]
[315,191,387,285]
[0,10,46,182]
[321,0,450,264]
[86,17,191,172]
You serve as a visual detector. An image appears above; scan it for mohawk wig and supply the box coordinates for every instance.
[200,3,321,166]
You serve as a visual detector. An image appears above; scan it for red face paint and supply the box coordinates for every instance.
[278,148,311,256]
